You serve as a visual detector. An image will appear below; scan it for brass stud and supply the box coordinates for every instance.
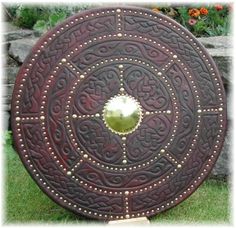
[117,9,121,13]
[157,72,162,76]
[118,64,124,69]
[166,110,171,114]
[117,33,122,37]
[72,114,77,118]
[124,191,129,196]
[61,58,67,63]
[95,113,100,117]
[219,107,223,111]
[16,117,21,122]
[40,116,45,120]
[67,171,72,176]
[197,109,202,113]
[83,154,88,159]
[80,75,85,79]
[177,164,182,168]
[122,160,127,164]
[122,136,126,141]
[125,214,130,219]
[160,149,165,153]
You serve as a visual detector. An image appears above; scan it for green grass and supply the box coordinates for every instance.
[4,141,230,224]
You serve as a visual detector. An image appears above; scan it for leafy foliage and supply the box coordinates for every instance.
[4,4,90,33]
[153,4,231,37]
[33,12,67,34]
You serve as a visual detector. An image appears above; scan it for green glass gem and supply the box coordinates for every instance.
[103,95,141,134]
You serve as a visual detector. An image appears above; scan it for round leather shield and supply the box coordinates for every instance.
[11,6,227,221]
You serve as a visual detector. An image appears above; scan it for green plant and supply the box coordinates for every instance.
[151,4,231,37]
[4,131,13,146]
[33,11,67,34]
[14,6,45,29]
[4,4,91,33]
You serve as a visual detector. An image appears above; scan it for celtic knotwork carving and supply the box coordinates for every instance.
[124,64,171,111]
[48,67,79,167]
[72,41,169,70]
[198,114,219,156]
[126,114,172,163]
[73,118,123,164]
[166,64,196,159]
[124,15,218,106]
[73,66,120,114]
[21,16,116,114]
[74,157,173,188]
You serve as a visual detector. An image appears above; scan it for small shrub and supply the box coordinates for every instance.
[152,4,231,37]
[4,4,90,32]
[33,11,67,34]
[15,6,45,29]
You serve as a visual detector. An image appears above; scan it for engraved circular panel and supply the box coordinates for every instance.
[11,6,227,221]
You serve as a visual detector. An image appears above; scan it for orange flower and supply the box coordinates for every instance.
[200,7,208,15]
[152,8,160,13]
[188,8,200,17]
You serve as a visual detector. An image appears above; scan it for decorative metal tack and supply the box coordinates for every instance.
[67,171,72,176]
[122,159,127,164]
[40,116,45,120]
[160,149,165,153]
[11,6,227,221]
[125,191,129,196]
[15,117,21,122]
[83,154,88,159]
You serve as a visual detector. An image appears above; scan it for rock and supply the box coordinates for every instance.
[8,38,38,64]
[197,36,232,82]
[5,29,34,42]
[3,22,34,41]
[2,110,10,131]
[6,56,19,67]
[5,66,19,84]
[213,56,232,85]
[197,36,232,49]
[3,22,18,33]
[211,127,231,179]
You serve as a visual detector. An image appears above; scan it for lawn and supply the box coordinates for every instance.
[4,140,230,224]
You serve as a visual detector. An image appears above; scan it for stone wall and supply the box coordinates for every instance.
[3,23,232,179]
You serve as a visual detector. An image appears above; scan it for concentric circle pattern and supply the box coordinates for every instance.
[12,7,227,221]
